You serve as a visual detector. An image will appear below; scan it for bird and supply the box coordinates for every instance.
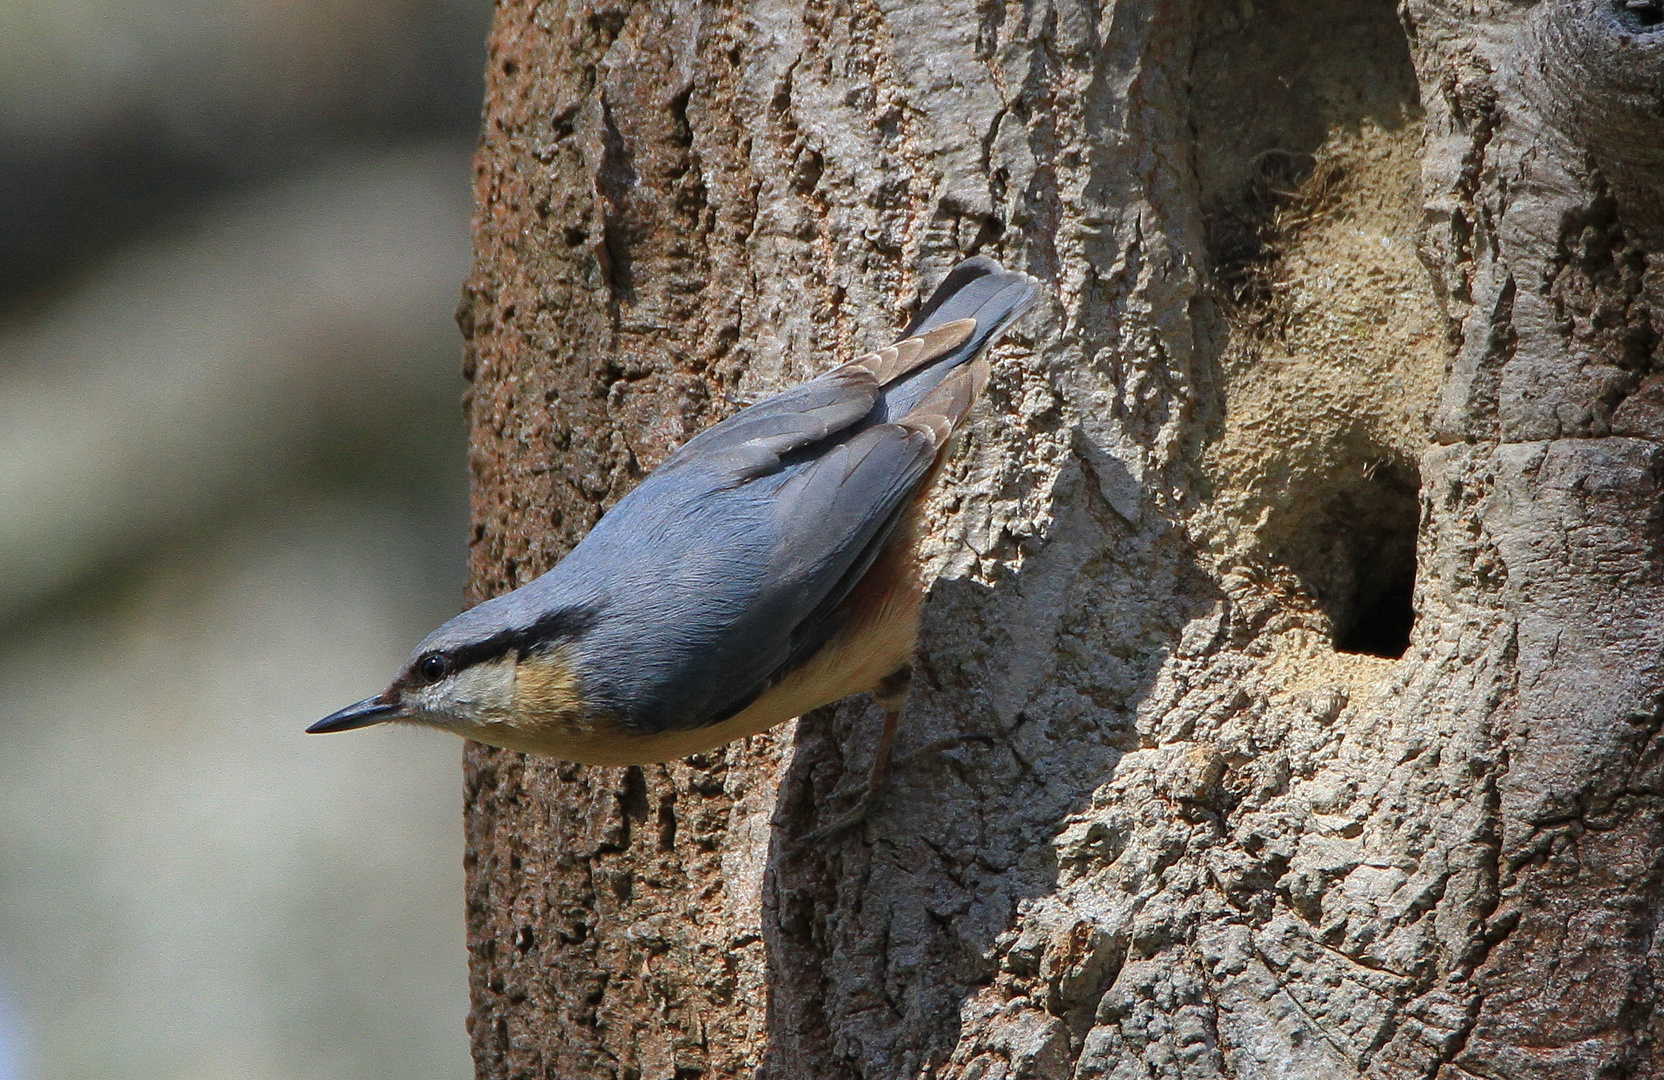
[308,256,1039,775]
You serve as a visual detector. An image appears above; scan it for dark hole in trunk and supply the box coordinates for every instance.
[1327,462,1420,659]
[1263,455,1421,660]
[1336,562,1416,658]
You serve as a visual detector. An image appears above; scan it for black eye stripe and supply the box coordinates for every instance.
[445,605,602,669]
[409,604,600,686]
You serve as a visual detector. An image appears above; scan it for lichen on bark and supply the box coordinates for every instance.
[457,0,1664,1077]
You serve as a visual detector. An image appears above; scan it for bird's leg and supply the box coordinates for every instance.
[802,665,912,842]
[861,662,912,791]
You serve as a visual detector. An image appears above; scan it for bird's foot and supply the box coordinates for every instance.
[800,732,993,843]
[892,731,994,772]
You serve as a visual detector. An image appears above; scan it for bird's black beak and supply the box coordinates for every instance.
[307,696,400,734]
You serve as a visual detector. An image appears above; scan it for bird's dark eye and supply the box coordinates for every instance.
[417,653,451,683]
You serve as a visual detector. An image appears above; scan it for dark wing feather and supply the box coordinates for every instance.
[654,365,882,481]
[653,317,978,483]
[755,358,995,680]
[765,420,940,647]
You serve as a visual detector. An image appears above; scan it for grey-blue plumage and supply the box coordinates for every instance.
[311,256,1039,762]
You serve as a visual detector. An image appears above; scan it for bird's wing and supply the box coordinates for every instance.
[588,287,1018,733]
[623,414,945,733]
[609,361,972,732]
[653,319,976,481]
[682,321,984,670]
[760,351,994,672]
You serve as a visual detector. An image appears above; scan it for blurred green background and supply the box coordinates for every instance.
[0,1,492,1076]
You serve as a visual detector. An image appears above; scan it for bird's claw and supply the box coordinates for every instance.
[798,732,994,844]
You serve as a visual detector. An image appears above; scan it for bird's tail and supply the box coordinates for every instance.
[903,256,1039,340]
[877,256,1039,422]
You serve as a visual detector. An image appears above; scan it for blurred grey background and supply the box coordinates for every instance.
[0,1,492,1076]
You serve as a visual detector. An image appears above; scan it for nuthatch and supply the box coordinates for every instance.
[309,257,1038,769]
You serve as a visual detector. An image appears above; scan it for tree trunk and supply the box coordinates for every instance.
[456,0,1664,1076]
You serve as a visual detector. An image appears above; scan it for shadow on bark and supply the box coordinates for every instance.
[761,462,1220,1078]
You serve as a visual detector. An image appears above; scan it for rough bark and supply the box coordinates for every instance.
[456,1,1664,1077]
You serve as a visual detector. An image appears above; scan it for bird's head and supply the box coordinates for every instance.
[307,598,596,748]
